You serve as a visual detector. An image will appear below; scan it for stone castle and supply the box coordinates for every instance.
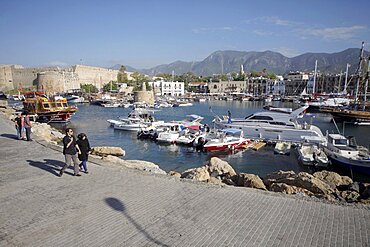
[0,64,120,93]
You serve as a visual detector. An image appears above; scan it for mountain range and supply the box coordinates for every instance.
[111,48,369,76]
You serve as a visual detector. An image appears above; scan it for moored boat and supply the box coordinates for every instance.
[203,128,249,152]
[274,141,291,155]
[323,134,370,174]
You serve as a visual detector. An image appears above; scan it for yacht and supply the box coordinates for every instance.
[214,106,326,144]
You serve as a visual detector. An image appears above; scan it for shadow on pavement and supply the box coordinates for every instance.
[27,159,73,176]
[1,133,19,140]
[105,197,169,247]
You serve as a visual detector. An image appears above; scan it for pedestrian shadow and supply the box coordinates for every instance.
[1,133,19,140]
[27,159,73,177]
[105,197,169,247]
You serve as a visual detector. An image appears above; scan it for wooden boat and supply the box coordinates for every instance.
[274,141,291,155]
[23,91,77,123]
[320,107,370,122]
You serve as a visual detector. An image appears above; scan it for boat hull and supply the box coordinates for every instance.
[325,149,370,175]
[204,140,248,152]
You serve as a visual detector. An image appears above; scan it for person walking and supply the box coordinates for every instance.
[14,113,23,139]
[59,128,82,177]
[76,133,91,174]
[23,111,32,141]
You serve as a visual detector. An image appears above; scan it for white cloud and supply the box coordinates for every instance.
[49,61,69,67]
[253,30,273,36]
[298,25,367,40]
[192,27,235,34]
[245,16,299,26]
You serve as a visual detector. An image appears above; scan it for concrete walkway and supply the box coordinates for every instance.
[0,113,369,247]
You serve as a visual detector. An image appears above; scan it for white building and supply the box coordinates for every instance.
[161,81,184,96]
[266,76,285,95]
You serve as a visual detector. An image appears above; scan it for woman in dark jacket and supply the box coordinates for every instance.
[76,133,91,173]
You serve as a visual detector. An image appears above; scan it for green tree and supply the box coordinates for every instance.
[117,65,128,83]
[155,73,172,81]
[103,81,118,92]
[80,84,98,93]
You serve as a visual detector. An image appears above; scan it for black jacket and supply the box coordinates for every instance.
[76,138,91,161]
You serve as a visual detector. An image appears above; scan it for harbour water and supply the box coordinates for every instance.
[64,101,370,180]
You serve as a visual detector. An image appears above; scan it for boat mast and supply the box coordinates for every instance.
[337,70,342,93]
[363,55,370,111]
[354,42,365,105]
[343,63,350,94]
[313,60,318,95]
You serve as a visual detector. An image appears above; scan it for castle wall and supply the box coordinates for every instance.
[134,91,155,104]
[72,65,118,89]
[0,65,13,91]
[36,71,79,94]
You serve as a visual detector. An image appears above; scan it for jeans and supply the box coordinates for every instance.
[25,127,32,141]
[16,126,22,139]
[80,160,87,172]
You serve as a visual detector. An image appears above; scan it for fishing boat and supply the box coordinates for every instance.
[203,128,250,152]
[323,134,370,175]
[297,144,329,167]
[22,91,77,123]
[214,106,326,144]
[274,142,291,155]
[156,124,182,144]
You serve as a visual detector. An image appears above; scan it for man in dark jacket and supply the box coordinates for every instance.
[59,128,81,177]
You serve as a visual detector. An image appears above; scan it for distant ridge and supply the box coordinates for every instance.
[114,48,370,76]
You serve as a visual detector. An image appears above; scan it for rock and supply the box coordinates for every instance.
[358,198,370,204]
[92,146,125,157]
[265,171,334,195]
[207,177,224,185]
[313,171,352,188]
[339,190,360,203]
[264,170,296,187]
[206,157,237,177]
[168,171,181,178]
[102,155,166,174]
[360,183,370,199]
[181,167,210,182]
[237,173,266,190]
[269,183,313,196]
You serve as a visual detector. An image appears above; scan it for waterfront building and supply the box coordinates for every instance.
[247,77,268,95]
[161,81,184,96]
[208,81,247,94]
[266,77,285,95]
[284,72,310,96]
[188,82,208,93]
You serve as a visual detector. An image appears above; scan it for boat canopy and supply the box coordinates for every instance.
[186,114,204,120]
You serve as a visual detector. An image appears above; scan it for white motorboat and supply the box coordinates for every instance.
[263,105,292,114]
[65,94,85,103]
[203,129,249,152]
[156,129,181,143]
[323,134,370,175]
[107,119,123,127]
[102,102,121,107]
[274,142,291,155]
[297,144,329,167]
[113,119,148,131]
[214,106,326,144]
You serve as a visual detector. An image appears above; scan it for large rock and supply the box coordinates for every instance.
[206,157,237,178]
[181,167,210,181]
[313,171,353,188]
[92,146,125,157]
[269,183,313,196]
[102,155,166,174]
[237,173,266,190]
[31,122,64,143]
[265,171,334,195]
[168,171,181,178]
[339,190,360,203]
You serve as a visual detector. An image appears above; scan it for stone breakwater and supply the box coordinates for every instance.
[1,105,369,204]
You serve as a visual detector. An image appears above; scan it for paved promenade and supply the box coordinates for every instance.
[0,114,369,247]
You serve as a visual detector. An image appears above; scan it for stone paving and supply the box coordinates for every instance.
[0,113,369,247]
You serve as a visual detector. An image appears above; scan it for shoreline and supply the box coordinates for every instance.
[0,105,369,206]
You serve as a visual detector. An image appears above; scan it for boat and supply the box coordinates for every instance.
[203,128,250,152]
[263,105,292,114]
[323,134,370,175]
[113,118,148,131]
[112,108,163,131]
[274,142,291,155]
[156,124,182,143]
[107,119,123,127]
[214,106,326,144]
[297,144,329,167]
[22,91,77,123]
[101,102,121,107]
[65,94,85,103]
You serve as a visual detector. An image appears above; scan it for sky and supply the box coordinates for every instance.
[1,0,370,69]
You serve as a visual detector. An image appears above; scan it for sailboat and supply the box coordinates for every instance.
[319,42,370,124]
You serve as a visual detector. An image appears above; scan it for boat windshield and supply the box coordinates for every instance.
[334,139,348,146]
